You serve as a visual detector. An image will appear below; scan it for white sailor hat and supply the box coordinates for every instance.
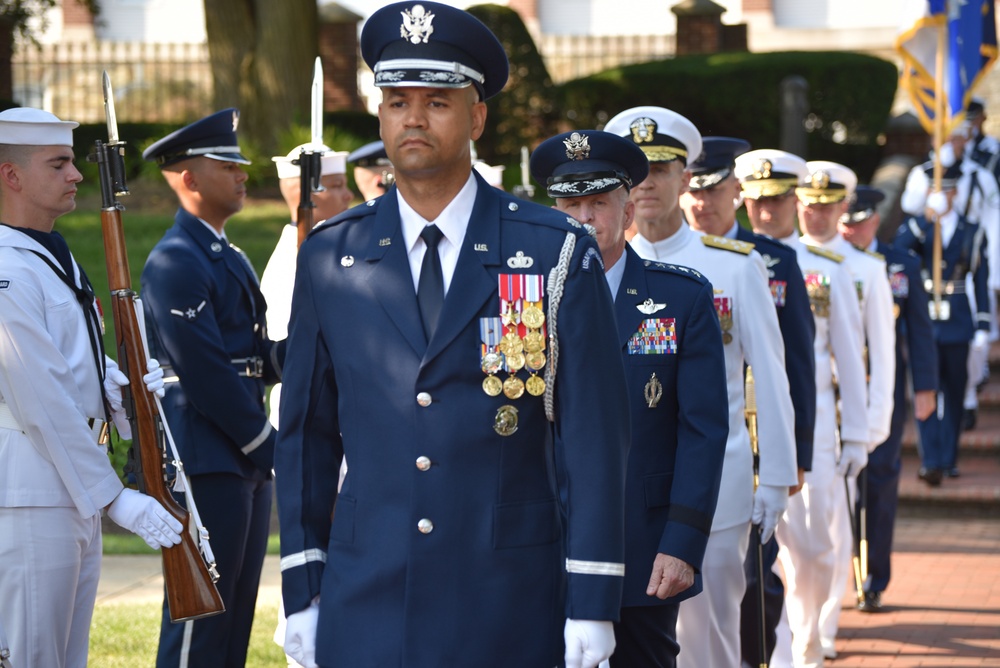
[143,108,250,167]
[272,143,349,180]
[796,161,857,205]
[361,1,509,100]
[0,107,78,146]
[603,106,701,167]
[734,149,808,200]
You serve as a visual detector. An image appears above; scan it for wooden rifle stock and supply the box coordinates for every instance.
[97,148,224,623]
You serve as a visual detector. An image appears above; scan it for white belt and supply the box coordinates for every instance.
[0,401,105,442]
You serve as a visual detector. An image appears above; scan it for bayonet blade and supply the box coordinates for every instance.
[311,56,323,146]
[102,70,120,144]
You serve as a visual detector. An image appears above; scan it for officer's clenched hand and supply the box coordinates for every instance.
[564,619,615,668]
[836,440,868,477]
[284,600,319,668]
[646,553,694,599]
[914,390,936,422]
[751,484,788,543]
[106,488,183,549]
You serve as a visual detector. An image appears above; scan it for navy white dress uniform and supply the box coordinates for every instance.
[894,165,990,482]
[261,144,350,429]
[604,108,798,668]
[738,149,869,668]
[275,5,630,667]
[0,109,180,668]
[796,162,896,654]
[696,141,817,666]
[843,187,938,609]
[140,109,284,667]
[532,130,729,667]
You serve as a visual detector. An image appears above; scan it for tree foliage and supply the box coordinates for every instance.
[0,0,99,40]
[203,0,318,157]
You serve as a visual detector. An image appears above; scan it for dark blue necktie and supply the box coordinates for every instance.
[418,225,445,340]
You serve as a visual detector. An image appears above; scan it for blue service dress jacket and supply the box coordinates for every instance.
[140,208,283,478]
[735,225,817,471]
[614,245,728,607]
[894,214,991,343]
[275,173,630,668]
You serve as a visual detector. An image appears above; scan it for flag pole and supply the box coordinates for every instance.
[930,12,946,320]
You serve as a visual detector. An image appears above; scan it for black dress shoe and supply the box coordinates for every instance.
[858,590,883,612]
[946,467,961,478]
[962,408,977,431]
[919,468,943,486]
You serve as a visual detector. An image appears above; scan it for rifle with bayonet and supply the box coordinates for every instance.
[92,71,224,622]
[511,145,536,201]
[296,56,326,248]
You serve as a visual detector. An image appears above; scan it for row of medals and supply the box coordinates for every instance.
[482,301,547,400]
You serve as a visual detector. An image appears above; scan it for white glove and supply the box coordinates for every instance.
[972,330,990,354]
[284,600,320,668]
[926,190,949,216]
[106,488,183,549]
[143,357,166,398]
[750,484,788,543]
[104,357,166,439]
[564,619,615,668]
[836,440,869,477]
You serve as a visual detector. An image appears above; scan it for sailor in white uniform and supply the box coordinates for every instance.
[737,149,869,668]
[605,106,798,668]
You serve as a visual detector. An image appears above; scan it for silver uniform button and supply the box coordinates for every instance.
[508,202,519,211]
[417,518,434,534]
[416,456,432,471]
[416,392,432,407]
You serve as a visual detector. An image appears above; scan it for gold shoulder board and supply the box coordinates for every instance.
[862,248,885,262]
[806,245,844,263]
[700,234,754,255]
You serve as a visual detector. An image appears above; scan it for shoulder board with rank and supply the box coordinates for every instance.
[642,259,708,284]
[861,248,885,262]
[806,245,844,263]
[700,234,754,255]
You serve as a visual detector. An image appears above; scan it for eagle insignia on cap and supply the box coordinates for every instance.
[629,118,657,144]
[808,170,831,189]
[563,132,591,160]
[231,110,239,131]
[752,159,772,180]
[401,4,435,44]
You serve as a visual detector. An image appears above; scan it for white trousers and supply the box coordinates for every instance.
[676,523,750,668]
[0,507,101,668]
[820,475,856,652]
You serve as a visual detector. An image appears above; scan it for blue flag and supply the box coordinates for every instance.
[896,0,998,135]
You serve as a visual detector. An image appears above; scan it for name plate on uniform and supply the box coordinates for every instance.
[928,299,950,321]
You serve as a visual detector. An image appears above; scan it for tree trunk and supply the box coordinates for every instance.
[203,0,318,157]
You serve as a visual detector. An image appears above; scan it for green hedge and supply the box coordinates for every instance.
[556,51,898,181]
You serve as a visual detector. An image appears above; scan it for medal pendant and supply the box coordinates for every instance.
[644,372,663,408]
[501,303,520,326]
[523,330,545,353]
[482,350,503,374]
[722,332,733,344]
[483,375,503,396]
[501,331,523,355]
[503,375,525,400]
[521,303,545,329]
[525,351,546,371]
[494,404,519,436]
[525,374,546,396]
[506,351,526,371]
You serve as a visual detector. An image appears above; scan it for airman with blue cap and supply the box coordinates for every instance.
[682,137,818,668]
[276,5,631,668]
[534,127,728,668]
[606,108,798,668]
[140,108,286,667]
[348,140,394,201]
[838,185,937,614]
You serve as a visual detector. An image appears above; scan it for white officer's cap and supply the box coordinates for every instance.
[603,106,702,167]
[272,143,349,180]
[734,149,808,200]
[0,107,78,146]
[796,161,857,205]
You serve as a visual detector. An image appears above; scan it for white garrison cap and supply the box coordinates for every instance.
[797,160,857,204]
[603,106,702,167]
[272,143,349,180]
[734,149,808,199]
[0,107,78,146]
[473,160,505,188]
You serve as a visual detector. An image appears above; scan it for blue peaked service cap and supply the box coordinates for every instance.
[530,130,649,199]
[348,140,391,167]
[688,137,751,191]
[361,2,509,100]
[841,185,886,224]
[143,108,251,168]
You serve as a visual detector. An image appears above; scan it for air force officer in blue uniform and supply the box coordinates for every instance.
[140,109,284,667]
[839,186,938,611]
[531,130,729,667]
[276,5,630,668]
